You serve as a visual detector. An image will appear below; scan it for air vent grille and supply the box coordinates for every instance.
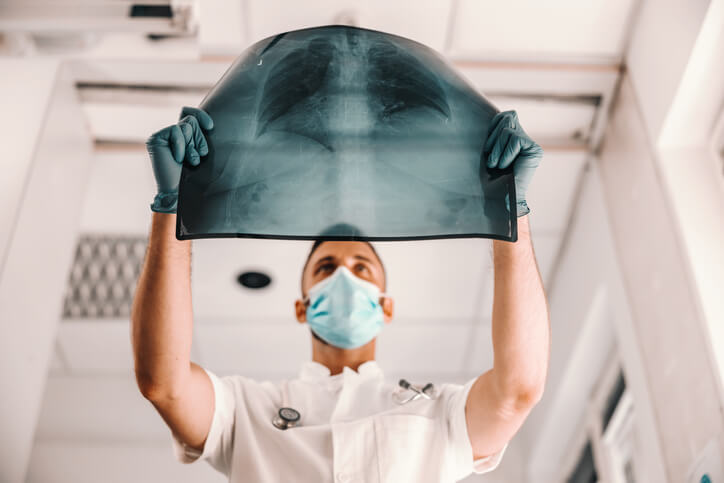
[62,235,147,319]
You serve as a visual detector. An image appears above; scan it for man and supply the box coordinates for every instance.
[132,106,550,482]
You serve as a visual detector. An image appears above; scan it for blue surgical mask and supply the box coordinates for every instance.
[303,265,388,349]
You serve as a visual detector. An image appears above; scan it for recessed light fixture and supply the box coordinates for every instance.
[237,270,272,289]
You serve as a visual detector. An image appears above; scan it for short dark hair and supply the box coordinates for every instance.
[300,223,386,297]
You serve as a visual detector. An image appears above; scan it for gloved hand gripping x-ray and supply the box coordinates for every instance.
[147,24,543,242]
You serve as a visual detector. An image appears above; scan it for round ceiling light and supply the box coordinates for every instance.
[237,270,272,289]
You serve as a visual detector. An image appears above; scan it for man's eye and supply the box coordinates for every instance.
[356,264,368,271]
[318,263,334,273]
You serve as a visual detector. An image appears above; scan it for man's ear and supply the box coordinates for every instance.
[381,296,394,324]
[294,298,307,324]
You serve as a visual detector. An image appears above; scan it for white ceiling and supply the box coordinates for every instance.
[246,0,454,52]
[450,0,636,61]
[61,143,579,391]
[8,1,639,480]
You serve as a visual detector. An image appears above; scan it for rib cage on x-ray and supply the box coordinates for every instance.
[176,24,518,242]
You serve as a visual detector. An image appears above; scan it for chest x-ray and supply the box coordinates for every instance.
[176,24,518,242]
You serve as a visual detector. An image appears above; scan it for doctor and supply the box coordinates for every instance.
[132,107,550,482]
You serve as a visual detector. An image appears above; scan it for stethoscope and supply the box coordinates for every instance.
[272,378,437,430]
[272,380,301,430]
[392,378,437,404]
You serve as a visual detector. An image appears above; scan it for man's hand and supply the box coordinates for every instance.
[484,110,543,217]
[146,106,214,214]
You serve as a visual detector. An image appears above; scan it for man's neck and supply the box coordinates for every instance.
[311,337,376,375]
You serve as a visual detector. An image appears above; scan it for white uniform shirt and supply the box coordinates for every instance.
[172,360,507,482]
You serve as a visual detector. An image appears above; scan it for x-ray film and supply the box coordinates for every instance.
[176,24,518,242]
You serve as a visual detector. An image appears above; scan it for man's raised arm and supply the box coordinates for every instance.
[130,107,216,452]
[465,215,550,459]
[464,110,550,460]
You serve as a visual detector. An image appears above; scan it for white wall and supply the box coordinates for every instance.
[627,0,724,393]
[521,1,724,480]
[520,153,667,482]
[523,71,724,483]
[0,60,59,266]
[618,0,724,477]
[598,72,724,480]
[0,60,94,482]
[625,0,713,144]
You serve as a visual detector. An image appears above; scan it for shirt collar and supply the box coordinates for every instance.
[298,360,383,382]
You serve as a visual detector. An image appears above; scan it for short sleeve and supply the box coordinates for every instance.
[171,367,236,475]
[446,377,508,479]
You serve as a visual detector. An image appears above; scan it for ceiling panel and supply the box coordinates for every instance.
[488,96,597,145]
[191,237,492,321]
[529,233,564,288]
[196,317,479,377]
[198,0,246,56]
[56,320,136,374]
[34,375,168,442]
[450,0,637,61]
[373,239,492,319]
[455,64,619,97]
[464,320,496,372]
[195,322,310,374]
[191,238,315,320]
[78,33,200,60]
[55,228,556,377]
[247,0,452,51]
[376,319,479,374]
[56,320,205,374]
[525,150,588,234]
[462,235,562,371]
[79,152,157,234]
[51,324,479,385]
[82,102,196,144]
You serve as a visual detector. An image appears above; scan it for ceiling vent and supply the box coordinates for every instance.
[0,1,193,30]
[62,234,147,319]
[237,271,272,289]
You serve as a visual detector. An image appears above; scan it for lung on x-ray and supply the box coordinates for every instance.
[176,24,518,242]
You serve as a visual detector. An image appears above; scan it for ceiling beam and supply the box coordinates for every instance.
[69,58,619,97]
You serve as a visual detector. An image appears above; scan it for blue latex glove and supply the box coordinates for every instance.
[484,110,543,217]
[146,106,214,214]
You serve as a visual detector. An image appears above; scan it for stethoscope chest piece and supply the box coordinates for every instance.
[272,407,301,430]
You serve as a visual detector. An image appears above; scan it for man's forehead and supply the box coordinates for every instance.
[309,241,376,263]
[302,240,385,295]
